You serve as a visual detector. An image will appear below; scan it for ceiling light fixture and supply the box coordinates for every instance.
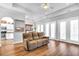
[41,3,49,10]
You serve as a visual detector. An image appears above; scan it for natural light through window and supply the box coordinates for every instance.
[50,22,56,39]
[40,24,44,32]
[70,20,78,41]
[36,24,40,32]
[60,21,66,40]
[45,23,49,36]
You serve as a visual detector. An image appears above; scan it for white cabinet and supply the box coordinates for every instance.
[0,24,14,40]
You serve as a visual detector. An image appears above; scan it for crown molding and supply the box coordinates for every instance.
[36,3,79,22]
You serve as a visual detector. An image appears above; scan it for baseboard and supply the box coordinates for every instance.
[14,41,23,44]
[50,39,79,45]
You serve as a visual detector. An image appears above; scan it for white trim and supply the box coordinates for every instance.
[52,39,79,45]
[14,41,23,44]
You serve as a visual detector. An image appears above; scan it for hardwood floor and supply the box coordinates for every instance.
[0,40,79,56]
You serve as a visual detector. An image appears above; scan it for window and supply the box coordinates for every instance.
[50,22,56,39]
[36,24,40,32]
[70,20,78,41]
[45,23,49,36]
[60,21,66,40]
[40,24,44,32]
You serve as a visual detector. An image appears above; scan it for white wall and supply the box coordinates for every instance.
[0,5,25,20]
[25,19,34,24]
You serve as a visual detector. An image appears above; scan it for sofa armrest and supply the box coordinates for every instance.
[23,39,29,50]
[23,39,29,43]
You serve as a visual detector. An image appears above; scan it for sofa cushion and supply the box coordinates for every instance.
[38,32,49,39]
[38,32,45,39]
[38,32,44,36]
[29,40,37,44]
[23,33,28,39]
[28,40,37,50]
[23,32,33,41]
[42,39,49,45]
[32,32,39,40]
[37,39,43,47]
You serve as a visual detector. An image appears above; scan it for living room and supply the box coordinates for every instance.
[0,0,79,58]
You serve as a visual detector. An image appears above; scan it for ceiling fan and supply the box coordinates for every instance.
[41,3,49,10]
[41,3,53,11]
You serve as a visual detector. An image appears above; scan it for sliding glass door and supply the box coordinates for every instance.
[45,23,49,36]
[50,22,56,39]
[70,20,78,41]
[60,21,66,40]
